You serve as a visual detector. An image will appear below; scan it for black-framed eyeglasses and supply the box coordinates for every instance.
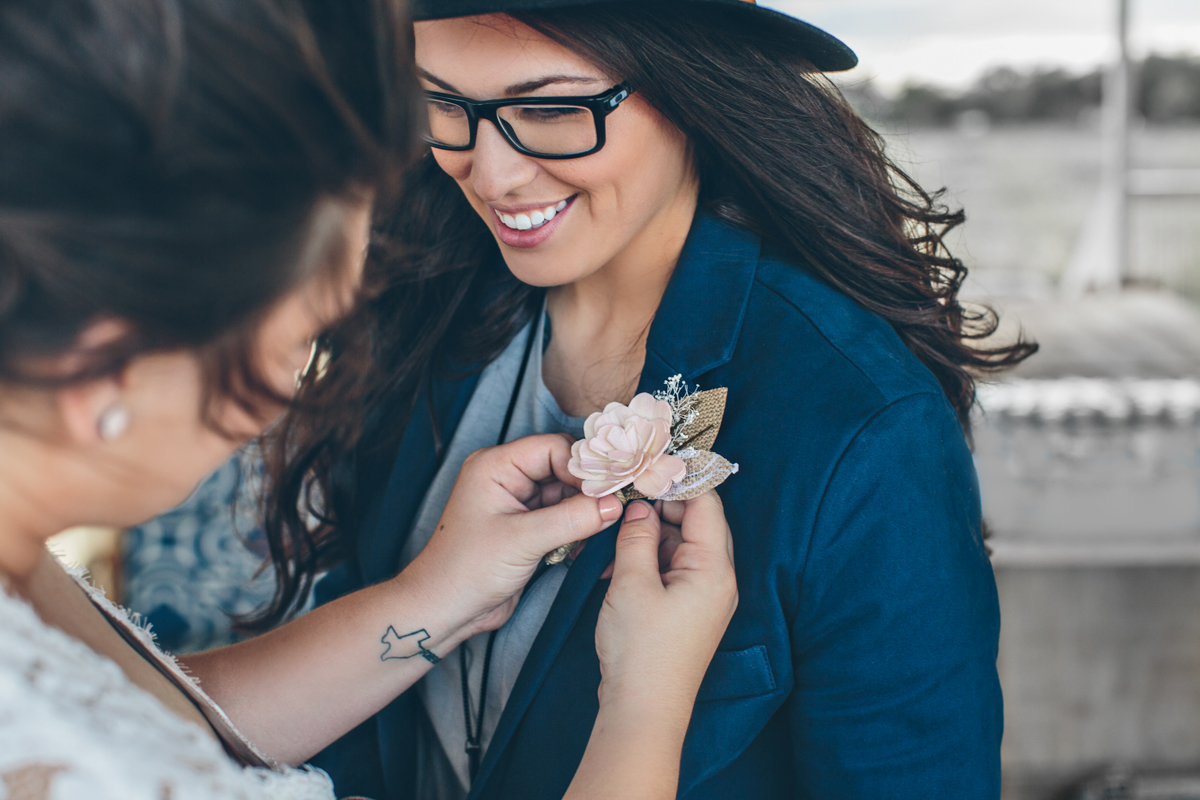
[423,82,634,160]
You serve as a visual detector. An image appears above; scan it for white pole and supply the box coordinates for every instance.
[1061,0,1133,296]
[1108,0,1132,284]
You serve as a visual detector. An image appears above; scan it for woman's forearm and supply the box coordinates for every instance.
[563,494,737,799]
[180,565,470,765]
[563,695,693,800]
[180,436,619,767]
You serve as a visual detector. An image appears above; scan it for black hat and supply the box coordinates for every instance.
[411,0,858,73]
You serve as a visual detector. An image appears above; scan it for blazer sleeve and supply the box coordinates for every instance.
[787,391,1003,799]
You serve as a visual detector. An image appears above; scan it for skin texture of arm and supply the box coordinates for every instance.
[564,494,738,800]
[564,695,692,800]
[181,565,465,766]
[181,434,623,765]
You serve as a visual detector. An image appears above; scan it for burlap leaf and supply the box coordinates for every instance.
[657,450,739,501]
[672,387,727,452]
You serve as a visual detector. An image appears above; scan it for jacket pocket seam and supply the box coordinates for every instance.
[695,644,777,703]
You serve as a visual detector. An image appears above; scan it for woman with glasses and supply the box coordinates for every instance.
[0,0,740,798]
[268,1,1037,799]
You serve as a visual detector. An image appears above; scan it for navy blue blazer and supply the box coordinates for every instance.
[311,212,1003,799]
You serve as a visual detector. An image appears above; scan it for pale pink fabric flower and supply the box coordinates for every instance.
[568,393,688,498]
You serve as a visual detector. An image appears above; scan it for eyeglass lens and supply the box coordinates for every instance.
[425,99,599,156]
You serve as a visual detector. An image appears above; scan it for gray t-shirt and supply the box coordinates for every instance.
[399,311,586,800]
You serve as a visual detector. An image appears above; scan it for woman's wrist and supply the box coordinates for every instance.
[596,681,696,741]
[565,695,691,800]
[598,663,706,716]
[385,561,478,659]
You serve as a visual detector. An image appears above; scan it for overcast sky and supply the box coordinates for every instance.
[765,0,1200,90]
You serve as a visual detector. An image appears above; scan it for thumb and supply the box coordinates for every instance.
[514,492,623,557]
[681,490,733,556]
[610,501,665,589]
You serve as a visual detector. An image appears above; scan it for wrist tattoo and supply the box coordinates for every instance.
[381,626,441,664]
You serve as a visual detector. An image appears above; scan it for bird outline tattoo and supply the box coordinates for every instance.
[380,626,441,664]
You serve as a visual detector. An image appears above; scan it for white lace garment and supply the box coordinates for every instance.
[0,574,335,800]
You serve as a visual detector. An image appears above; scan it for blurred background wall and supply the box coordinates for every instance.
[786,1,1200,796]
[50,3,1200,798]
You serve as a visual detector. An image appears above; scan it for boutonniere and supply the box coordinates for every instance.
[546,376,739,565]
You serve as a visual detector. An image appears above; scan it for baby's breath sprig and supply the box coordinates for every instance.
[655,374,700,454]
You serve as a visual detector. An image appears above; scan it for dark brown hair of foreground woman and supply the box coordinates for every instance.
[0,0,419,416]
[254,1,1037,629]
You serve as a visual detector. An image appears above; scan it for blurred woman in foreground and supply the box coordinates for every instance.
[0,1,736,798]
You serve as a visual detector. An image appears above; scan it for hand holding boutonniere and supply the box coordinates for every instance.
[547,377,739,565]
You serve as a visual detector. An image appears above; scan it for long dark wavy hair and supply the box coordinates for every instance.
[252,2,1036,629]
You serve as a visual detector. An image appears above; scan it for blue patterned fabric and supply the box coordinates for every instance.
[121,450,276,655]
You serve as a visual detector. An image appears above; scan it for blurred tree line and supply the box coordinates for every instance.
[843,54,1200,127]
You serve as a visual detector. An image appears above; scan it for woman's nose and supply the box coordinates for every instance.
[469,119,539,203]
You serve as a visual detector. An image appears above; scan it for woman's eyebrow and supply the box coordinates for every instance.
[502,75,604,96]
[417,68,603,97]
[417,68,459,93]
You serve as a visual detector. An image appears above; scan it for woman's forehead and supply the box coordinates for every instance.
[414,16,610,98]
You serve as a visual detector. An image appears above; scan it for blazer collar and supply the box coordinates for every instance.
[644,209,761,381]
[467,211,762,798]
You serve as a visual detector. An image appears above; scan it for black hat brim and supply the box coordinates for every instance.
[411,0,858,73]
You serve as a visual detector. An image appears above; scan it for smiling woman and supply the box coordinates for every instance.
[265,2,1034,799]
[413,15,698,296]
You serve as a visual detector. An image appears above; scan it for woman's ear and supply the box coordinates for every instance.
[54,319,132,446]
[56,374,127,446]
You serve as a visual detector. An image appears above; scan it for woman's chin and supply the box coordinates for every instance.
[501,257,596,289]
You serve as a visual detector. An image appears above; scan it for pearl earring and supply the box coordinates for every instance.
[97,405,130,441]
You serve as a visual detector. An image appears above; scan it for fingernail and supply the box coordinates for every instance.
[625,501,651,522]
[599,495,622,521]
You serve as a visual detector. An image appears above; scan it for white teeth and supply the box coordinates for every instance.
[496,199,570,230]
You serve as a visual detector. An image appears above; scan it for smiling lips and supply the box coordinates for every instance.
[496,199,569,231]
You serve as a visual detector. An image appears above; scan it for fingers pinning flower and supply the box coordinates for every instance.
[568,393,688,499]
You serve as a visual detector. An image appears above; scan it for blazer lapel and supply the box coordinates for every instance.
[358,370,482,800]
[358,369,482,585]
[467,352,680,798]
[467,212,761,798]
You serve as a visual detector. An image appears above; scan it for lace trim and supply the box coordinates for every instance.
[67,567,276,770]
[0,570,333,800]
